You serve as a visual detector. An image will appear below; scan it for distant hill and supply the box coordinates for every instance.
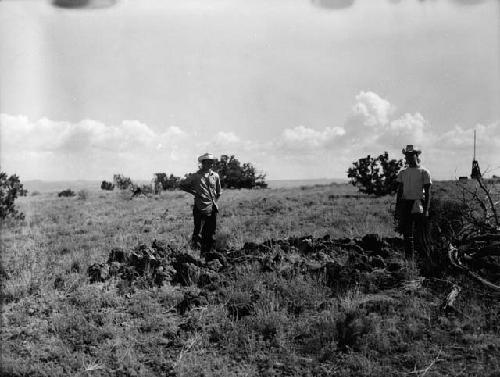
[23,178,347,193]
[23,180,150,193]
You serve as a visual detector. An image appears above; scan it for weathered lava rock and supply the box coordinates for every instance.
[88,263,109,283]
[177,290,209,315]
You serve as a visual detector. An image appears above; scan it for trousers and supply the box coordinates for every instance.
[192,206,217,254]
[396,199,433,261]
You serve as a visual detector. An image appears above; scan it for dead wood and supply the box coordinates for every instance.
[447,244,500,292]
[442,284,461,311]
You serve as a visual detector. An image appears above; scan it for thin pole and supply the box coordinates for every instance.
[473,130,476,161]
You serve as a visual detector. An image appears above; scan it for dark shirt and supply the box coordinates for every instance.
[179,170,221,214]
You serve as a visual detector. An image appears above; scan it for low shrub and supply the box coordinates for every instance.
[77,190,89,200]
[58,189,75,198]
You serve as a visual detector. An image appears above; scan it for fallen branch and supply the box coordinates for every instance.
[475,176,499,227]
[442,284,461,311]
[447,244,500,292]
[409,350,442,376]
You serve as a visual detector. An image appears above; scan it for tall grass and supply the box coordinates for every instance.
[1,183,499,376]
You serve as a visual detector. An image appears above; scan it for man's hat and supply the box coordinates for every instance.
[402,145,422,155]
[198,152,215,162]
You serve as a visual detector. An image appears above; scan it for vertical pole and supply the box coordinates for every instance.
[473,130,476,161]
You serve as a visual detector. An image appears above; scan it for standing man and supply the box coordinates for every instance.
[395,145,432,262]
[179,153,221,256]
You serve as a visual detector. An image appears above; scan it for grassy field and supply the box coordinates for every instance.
[1,182,499,376]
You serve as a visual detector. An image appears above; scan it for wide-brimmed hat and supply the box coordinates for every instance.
[402,145,421,155]
[198,152,215,162]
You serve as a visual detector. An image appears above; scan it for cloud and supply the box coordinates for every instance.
[379,112,428,151]
[213,131,240,144]
[1,91,499,180]
[351,91,395,128]
[0,114,193,179]
[278,125,345,152]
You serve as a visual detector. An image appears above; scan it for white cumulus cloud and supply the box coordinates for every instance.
[278,125,345,152]
[351,91,395,128]
[1,90,499,180]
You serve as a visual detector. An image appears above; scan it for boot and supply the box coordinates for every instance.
[404,236,415,259]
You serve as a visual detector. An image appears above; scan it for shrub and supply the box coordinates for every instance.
[163,173,181,190]
[347,152,403,196]
[0,172,25,220]
[113,174,133,190]
[77,190,89,200]
[100,180,114,191]
[153,173,181,193]
[58,189,75,198]
[214,154,267,189]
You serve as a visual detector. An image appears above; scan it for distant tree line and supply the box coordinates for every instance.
[103,155,267,193]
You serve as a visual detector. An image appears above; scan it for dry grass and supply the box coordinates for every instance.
[1,182,499,376]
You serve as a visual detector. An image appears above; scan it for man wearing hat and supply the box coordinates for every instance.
[179,153,221,256]
[395,145,432,261]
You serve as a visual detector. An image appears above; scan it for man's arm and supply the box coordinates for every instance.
[215,175,221,200]
[179,175,197,196]
[423,184,431,217]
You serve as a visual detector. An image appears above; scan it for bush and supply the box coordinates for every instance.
[113,174,133,190]
[347,152,403,196]
[58,189,75,198]
[77,190,89,200]
[163,174,181,190]
[214,155,267,189]
[153,173,181,193]
[100,180,114,191]
[0,172,25,220]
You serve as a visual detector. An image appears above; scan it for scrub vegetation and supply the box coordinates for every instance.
[1,181,499,376]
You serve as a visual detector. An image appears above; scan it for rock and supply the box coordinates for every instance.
[172,252,203,267]
[227,298,254,319]
[177,291,208,315]
[207,259,223,272]
[128,245,161,274]
[243,241,260,254]
[154,265,176,286]
[361,234,384,253]
[383,237,405,250]
[172,263,202,286]
[347,252,372,272]
[108,261,123,277]
[375,246,391,259]
[324,261,358,290]
[151,239,170,255]
[204,251,227,266]
[297,238,314,254]
[197,271,220,288]
[108,247,127,264]
[370,255,386,269]
[387,261,403,272]
[336,312,371,351]
[88,263,109,283]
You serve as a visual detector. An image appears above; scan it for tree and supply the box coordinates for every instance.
[113,174,133,190]
[347,152,403,196]
[214,155,267,189]
[162,174,181,190]
[0,172,25,220]
[101,181,115,191]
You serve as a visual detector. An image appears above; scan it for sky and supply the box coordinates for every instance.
[1,0,499,180]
